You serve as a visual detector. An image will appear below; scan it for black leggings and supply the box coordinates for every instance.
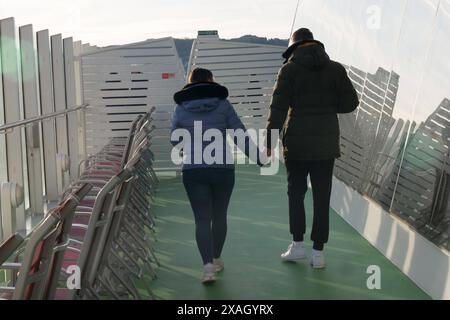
[182,168,235,265]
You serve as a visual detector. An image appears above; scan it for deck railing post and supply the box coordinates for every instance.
[74,41,86,169]
[56,153,70,197]
[64,37,81,180]
[0,182,24,241]
[0,22,7,184]
[0,18,26,230]
[37,30,59,202]
[19,24,45,215]
[51,34,70,192]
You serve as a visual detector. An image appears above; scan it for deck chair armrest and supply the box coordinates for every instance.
[85,165,115,170]
[0,262,22,270]
[0,233,24,265]
[75,211,93,216]
[77,178,109,184]
[68,238,84,246]
[81,174,115,179]
[71,224,88,230]
[67,246,81,253]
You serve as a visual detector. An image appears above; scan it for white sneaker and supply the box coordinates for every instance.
[202,263,216,284]
[213,258,225,273]
[281,242,307,261]
[310,249,326,269]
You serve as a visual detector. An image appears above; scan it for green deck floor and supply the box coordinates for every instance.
[150,165,430,300]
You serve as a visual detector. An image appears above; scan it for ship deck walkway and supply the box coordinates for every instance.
[150,165,430,300]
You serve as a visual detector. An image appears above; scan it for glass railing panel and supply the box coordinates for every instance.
[296,0,450,252]
[389,1,450,250]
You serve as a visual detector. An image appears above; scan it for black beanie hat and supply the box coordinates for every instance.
[282,28,320,63]
[289,28,314,47]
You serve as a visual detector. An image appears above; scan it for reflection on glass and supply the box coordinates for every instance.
[335,66,400,193]
[296,0,450,250]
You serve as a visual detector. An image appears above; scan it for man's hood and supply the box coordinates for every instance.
[181,97,222,113]
[290,43,330,70]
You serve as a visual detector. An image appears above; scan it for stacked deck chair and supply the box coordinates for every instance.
[0,184,92,300]
[57,110,159,300]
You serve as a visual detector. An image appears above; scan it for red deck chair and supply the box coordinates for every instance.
[0,184,92,300]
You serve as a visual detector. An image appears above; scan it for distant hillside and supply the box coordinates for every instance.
[228,35,288,47]
[175,35,288,71]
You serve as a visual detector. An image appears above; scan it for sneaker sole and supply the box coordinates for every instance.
[310,262,326,269]
[281,255,307,262]
[202,277,217,284]
[215,266,224,273]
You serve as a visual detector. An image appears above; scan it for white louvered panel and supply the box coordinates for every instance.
[225,81,276,90]
[86,96,176,106]
[190,37,285,133]
[195,46,285,57]
[82,72,179,82]
[84,79,182,90]
[201,60,284,70]
[229,87,274,97]
[82,63,181,74]
[81,56,181,66]
[219,74,281,83]
[84,87,176,99]
[84,48,175,59]
[208,67,282,78]
[196,53,283,64]
[82,38,185,170]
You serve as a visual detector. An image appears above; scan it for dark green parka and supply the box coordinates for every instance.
[266,43,359,160]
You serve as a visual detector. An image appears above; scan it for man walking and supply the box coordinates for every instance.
[266,28,359,268]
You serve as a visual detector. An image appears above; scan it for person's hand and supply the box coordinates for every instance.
[255,149,272,167]
[257,150,270,167]
[256,159,265,167]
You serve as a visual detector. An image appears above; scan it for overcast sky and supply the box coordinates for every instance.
[0,0,300,45]
[2,0,448,123]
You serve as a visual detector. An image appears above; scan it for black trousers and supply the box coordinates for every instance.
[182,168,235,265]
[285,159,335,250]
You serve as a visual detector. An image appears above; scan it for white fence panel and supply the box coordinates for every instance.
[0,18,26,231]
[0,16,85,242]
[81,38,185,171]
[189,33,285,134]
[37,29,58,202]
[19,24,44,215]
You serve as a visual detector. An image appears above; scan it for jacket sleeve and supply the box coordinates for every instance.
[226,100,246,131]
[225,100,262,165]
[266,65,293,149]
[337,65,360,114]
[170,106,181,146]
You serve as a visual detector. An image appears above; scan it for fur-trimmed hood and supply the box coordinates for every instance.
[173,82,229,105]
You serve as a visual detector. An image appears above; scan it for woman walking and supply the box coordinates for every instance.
[171,68,261,284]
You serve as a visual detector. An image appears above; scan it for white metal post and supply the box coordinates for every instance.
[0,18,26,232]
[0,25,7,184]
[37,30,58,202]
[51,34,70,194]
[0,37,8,245]
[19,24,44,215]
[74,41,86,166]
[0,182,24,241]
[64,37,80,180]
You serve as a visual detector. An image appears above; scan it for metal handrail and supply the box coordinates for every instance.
[0,103,88,134]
